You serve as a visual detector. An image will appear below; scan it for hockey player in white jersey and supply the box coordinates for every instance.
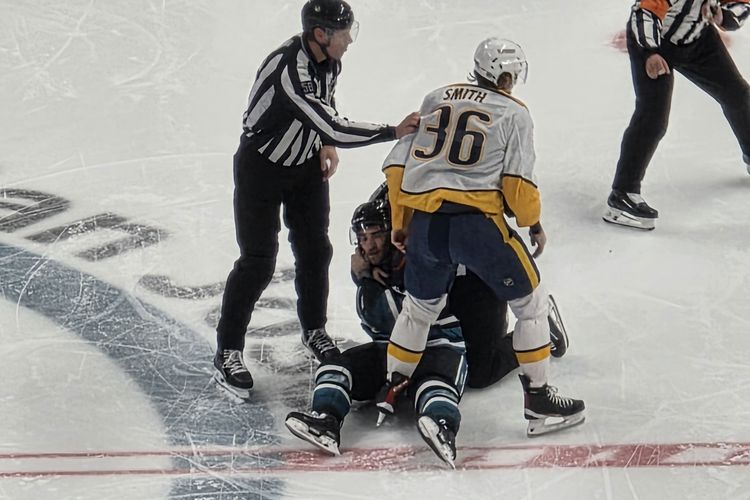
[379,38,585,445]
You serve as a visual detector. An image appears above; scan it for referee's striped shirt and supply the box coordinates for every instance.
[630,0,750,50]
[241,35,396,167]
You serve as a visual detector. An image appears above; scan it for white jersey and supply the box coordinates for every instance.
[383,83,541,228]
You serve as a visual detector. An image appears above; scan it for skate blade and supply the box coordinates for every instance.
[547,294,569,358]
[285,417,341,456]
[213,371,251,400]
[417,416,456,469]
[602,207,655,231]
[526,411,586,437]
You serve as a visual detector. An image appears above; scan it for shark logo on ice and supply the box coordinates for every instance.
[0,188,287,498]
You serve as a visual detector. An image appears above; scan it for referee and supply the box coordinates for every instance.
[604,0,750,231]
[213,0,419,399]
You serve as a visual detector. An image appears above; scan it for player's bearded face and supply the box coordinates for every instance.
[357,226,389,265]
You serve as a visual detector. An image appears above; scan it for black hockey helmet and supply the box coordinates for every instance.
[350,183,390,245]
[301,0,355,35]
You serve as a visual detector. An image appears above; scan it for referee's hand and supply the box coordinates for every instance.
[319,145,339,181]
[395,112,420,138]
[645,54,670,80]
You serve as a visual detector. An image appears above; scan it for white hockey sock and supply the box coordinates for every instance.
[387,293,445,379]
[509,285,551,388]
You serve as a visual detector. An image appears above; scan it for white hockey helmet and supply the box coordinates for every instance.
[473,37,528,86]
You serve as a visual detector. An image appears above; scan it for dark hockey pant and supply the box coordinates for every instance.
[613,25,750,193]
[403,209,540,303]
[312,343,467,432]
[216,142,332,351]
[449,273,517,389]
[357,269,516,389]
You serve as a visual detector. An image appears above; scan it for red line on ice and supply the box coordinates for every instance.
[1,442,749,477]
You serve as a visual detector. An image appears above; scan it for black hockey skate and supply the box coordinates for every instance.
[417,415,457,469]
[547,294,569,358]
[603,189,658,230]
[213,349,253,399]
[301,328,341,362]
[285,411,341,455]
[744,153,750,175]
[519,374,585,437]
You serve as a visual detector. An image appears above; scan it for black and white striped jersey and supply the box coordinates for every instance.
[241,35,396,167]
[630,0,750,50]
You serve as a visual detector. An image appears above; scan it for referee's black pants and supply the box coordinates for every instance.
[216,142,332,351]
[613,26,750,193]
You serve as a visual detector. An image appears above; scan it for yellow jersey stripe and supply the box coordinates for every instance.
[384,165,412,231]
[489,212,540,289]
[396,188,504,216]
[501,175,541,227]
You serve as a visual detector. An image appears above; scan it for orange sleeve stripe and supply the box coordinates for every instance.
[639,0,669,20]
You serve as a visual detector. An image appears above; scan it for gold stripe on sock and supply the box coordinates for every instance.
[515,344,551,364]
[387,342,423,364]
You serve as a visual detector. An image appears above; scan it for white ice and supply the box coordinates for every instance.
[1,0,750,499]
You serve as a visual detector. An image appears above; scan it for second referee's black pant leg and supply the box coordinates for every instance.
[676,27,750,161]
[613,30,674,193]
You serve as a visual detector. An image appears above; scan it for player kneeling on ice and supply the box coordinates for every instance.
[379,37,585,444]
[285,322,466,467]
[286,184,572,468]
[285,194,469,468]
[350,183,570,386]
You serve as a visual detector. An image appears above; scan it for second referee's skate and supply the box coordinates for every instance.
[603,190,658,230]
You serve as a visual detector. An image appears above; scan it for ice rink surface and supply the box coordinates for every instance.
[1,0,750,498]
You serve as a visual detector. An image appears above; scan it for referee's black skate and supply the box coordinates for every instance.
[301,328,340,362]
[603,189,658,230]
[519,374,585,437]
[285,411,341,455]
[417,415,457,469]
[547,294,569,358]
[213,349,254,399]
